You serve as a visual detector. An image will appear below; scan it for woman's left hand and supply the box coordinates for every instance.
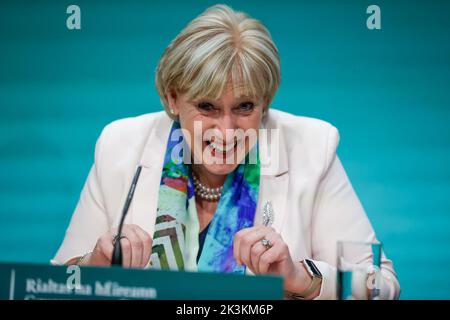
[233,225,311,295]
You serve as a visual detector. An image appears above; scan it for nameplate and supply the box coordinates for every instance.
[0,262,283,300]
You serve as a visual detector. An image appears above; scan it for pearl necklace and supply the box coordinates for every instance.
[192,173,223,201]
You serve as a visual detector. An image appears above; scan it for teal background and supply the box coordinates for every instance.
[0,0,449,299]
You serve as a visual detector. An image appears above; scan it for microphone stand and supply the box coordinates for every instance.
[111,166,142,266]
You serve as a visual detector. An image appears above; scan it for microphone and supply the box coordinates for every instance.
[111,166,143,266]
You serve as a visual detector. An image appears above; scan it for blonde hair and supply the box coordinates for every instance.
[155,4,281,119]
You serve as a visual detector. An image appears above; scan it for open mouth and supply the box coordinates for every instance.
[204,139,239,158]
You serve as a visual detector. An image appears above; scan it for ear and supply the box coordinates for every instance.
[166,88,180,116]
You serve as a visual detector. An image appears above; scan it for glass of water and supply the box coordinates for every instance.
[337,240,382,300]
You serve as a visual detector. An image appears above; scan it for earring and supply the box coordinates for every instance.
[170,108,175,115]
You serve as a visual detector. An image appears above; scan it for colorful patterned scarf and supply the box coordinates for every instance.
[149,121,260,274]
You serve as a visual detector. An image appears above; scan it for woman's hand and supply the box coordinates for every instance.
[80,224,153,268]
[233,225,312,296]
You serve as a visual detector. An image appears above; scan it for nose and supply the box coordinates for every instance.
[214,114,237,143]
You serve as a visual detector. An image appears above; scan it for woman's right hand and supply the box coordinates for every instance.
[80,224,153,268]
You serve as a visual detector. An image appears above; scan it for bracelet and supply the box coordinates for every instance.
[76,252,92,265]
[285,260,323,300]
[284,290,306,300]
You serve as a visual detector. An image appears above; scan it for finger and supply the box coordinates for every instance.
[123,227,143,268]
[258,248,281,275]
[94,233,115,263]
[106,227,130,265]
[233,227,254,265]
[239,227,272,268]
[120,237,132,268]
[258,231,281,274]
[234,226,270,265]
[133,226,153,267]
[250,241,267,274]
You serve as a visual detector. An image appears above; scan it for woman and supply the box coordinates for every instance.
[53,4,400,300]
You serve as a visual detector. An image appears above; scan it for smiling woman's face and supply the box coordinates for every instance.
[168,86,266,178]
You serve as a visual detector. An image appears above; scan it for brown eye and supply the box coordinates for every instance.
[197,102,214,112]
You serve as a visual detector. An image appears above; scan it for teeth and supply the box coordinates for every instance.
[209,140,237,153]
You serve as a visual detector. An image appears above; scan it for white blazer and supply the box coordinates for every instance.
[52,109,400,300]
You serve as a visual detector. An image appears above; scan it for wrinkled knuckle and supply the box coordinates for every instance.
[242,237,252,247]
[121,239,131,251]
[260,255,270,265]
[255,243,264,254]
[135,239,144,250]
[127,234,140,247]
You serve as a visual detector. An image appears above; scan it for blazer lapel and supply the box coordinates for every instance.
[128,114,174,236]
[246,114,290,276]
[254,113,289,232]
